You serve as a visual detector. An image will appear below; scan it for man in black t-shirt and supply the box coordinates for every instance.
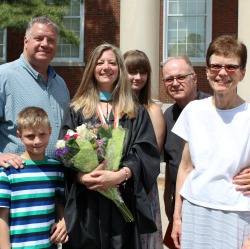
[162,56,210,248]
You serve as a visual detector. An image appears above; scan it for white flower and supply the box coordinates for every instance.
[66,129,77,136]
[76,124,88,136]
[56,140,66,149]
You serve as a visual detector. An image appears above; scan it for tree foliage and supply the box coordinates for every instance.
[0,0,79,44]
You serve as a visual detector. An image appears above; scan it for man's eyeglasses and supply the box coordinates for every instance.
[162,73,194,85]
[208,64,241,73]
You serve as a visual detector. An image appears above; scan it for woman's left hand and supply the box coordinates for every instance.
[83,170,120,191]
[80,165,130,191]
[83,168,128,191]
[233,168,250,195]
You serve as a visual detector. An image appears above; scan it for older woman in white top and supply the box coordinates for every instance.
[172,35,250,249]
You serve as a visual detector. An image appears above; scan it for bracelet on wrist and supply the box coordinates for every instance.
[121,167,128,188]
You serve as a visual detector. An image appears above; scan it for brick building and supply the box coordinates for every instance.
[1,0,245,103]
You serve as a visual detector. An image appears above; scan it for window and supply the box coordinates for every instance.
[163,0,212,63]
[0,29,7,63]
[53,0,84,63]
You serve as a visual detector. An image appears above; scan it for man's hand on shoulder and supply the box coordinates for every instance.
[233,168,250,195]
[0,153,24,169]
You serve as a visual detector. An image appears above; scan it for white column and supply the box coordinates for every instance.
[120,0,160,99]
[238,0,250,101]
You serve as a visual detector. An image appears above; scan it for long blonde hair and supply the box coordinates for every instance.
[71,43,138,119]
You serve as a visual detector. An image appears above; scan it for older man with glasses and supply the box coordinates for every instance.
[162,55,210,248]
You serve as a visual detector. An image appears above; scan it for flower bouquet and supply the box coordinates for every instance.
[55,123,134,222]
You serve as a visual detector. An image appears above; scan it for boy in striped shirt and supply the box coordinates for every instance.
[0,106,68,249]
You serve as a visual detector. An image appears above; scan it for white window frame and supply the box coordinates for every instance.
[0,29,7,63]
[163,0,212,65]
[53,0,84,64]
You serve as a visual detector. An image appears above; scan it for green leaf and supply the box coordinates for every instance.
[65,137,80,157]
[70,140,99,172]
[97,125,113,140]
[105,126,126,171]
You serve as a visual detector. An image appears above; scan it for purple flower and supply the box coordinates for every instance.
[62,147,69,154]
[55,149,62,156]
[97,139,104,146]
[96,147,103,153]
[55,147,69,157]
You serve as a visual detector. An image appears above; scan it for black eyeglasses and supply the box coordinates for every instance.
[162,73,194,85]
[208,64,241,73]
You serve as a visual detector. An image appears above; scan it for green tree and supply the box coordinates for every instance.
[0,0,79,44]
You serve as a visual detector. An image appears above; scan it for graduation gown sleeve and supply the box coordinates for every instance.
[119,106,161,234]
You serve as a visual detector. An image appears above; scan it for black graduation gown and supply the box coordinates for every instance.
[60,106,161,249]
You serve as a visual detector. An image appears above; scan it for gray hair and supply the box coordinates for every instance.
[163,55,195,74]
[25,16,60,37]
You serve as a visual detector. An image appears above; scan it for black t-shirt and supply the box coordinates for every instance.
[164,91,210,184]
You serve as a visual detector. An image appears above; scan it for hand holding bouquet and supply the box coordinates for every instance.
[55,123,134,222]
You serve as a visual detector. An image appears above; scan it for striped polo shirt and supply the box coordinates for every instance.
[0,157,65,249]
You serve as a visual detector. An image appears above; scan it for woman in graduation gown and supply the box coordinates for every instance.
[60,43,161,249]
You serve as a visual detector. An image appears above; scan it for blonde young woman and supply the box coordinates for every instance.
[124,50,166,249]
[59,44,161,249]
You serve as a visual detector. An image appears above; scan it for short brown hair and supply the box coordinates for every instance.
[17,106,51,132]
[206,35,247,69]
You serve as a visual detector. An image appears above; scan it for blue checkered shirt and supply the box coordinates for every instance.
[0,54,70,158]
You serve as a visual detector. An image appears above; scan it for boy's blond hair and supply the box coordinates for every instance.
[17,106,51,132]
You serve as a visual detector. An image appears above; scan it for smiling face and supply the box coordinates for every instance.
[206,54,245,95]
[94,49,119,92]
[127,70,148,94]
[23,23,58,71]
[163,58,197,103]
[17,125,51,161]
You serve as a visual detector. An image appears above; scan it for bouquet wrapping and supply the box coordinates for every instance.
[55,123,134,222]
